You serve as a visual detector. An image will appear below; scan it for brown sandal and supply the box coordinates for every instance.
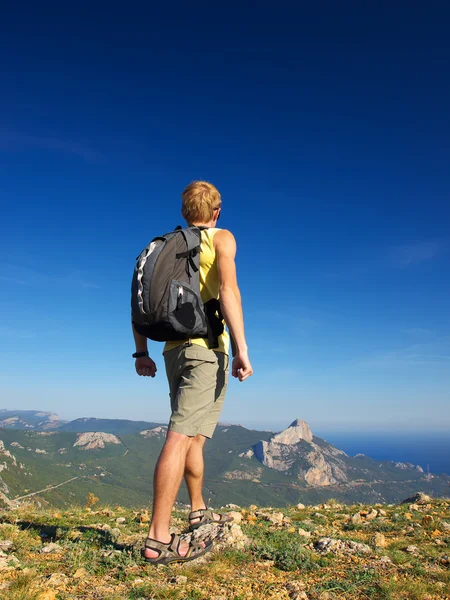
[189,508,233,531]
[141,533,212,565]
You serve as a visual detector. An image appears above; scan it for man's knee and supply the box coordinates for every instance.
[164,430,193,451]
[192,433,207,448]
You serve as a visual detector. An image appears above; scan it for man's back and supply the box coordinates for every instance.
[164,227,229,355]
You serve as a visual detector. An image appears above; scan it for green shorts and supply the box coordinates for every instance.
[164,343,229,439]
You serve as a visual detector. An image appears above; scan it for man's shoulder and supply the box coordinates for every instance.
[213,229,236,247]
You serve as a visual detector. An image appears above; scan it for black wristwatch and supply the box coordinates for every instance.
[132,351,149,359]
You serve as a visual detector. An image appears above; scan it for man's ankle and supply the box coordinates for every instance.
[190,502,207,512]
[148,525,171,542]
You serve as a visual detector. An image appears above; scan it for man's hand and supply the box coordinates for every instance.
[232,351,253,382]
[135,356,157,378]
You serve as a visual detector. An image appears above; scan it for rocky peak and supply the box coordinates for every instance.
[250,419,349,487]
[272,419,314,445]
[139,426,168,438]
[73,432,121,450]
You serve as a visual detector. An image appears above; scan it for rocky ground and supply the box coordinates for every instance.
[0,492,449,599]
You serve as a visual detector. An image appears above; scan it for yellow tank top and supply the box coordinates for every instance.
[163,228,230,354]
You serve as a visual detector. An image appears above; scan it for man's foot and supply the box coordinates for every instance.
[189,507,233,530]
[143,537,189,560]
[142,533,211,564]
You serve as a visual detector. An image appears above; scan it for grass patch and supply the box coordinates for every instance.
[0,573,40,600]
[310,568,390,599]
[249,525,323,572]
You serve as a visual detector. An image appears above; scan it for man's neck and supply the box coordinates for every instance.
[190,221,215,228]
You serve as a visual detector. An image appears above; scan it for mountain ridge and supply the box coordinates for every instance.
[1,412,449,509]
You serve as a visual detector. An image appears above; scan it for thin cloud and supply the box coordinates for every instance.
[0,262,101,291]
[389,240,446,268]
[0,275,29,285]
[0,131,103,162]
[356,336,450,369]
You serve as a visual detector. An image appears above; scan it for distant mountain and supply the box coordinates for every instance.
[247,419,427,489]
[0,410,65,430]
[0,416,449,509]
[58,418,162,435]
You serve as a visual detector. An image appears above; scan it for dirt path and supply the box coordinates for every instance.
[13,476,81,502]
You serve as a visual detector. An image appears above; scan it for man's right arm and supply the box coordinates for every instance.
[214,229,253,382]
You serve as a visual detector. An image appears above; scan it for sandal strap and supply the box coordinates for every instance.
[145,533,207,560]
[144,533,181,558]
[185,539,210,558]
[189,508,214,521]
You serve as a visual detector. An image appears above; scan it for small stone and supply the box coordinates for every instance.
[432,529,442,537]
[314,537,370,555]
[249,504,258,511]
[228,511,242,524]
[373,532,387,548]
[139,510,150,524]
[48,573,68,587]
[379,555,392,564]
[298,528,312,538]
[267,512,284,526]
[409,504,420,511]
[0,541,13,552]
[351,512,363,525]
[405,545,419,554]
[41,543,63,554]
[73,567,87,579]
[115,517,126,524]
[226,503,240,509]
[440,521,450,531]
[0,555,20,571]
[169,575,188,584]
[366,509,378,521]
[378,509,387,516]
[296,503,306,510]
[285,580,307,599]
[401,492,432,505]
[37,592,58,600]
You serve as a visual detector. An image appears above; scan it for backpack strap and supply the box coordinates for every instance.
[175,227,202,276]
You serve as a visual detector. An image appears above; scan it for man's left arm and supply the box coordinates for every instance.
[132,323,157,377]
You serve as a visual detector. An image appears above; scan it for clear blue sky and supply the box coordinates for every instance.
[1,2,449,432]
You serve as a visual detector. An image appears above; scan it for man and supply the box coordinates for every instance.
[132,181,253,564]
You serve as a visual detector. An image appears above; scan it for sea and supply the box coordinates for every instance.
[315,430,450,477]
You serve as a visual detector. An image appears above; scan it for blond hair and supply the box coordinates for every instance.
[181,181,221,224]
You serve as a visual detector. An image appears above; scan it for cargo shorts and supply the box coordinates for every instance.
[164,343,229,439]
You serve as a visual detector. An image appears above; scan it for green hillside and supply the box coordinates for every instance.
[1,424,449,510]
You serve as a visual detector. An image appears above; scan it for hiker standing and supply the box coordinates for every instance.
[131,181,253,564]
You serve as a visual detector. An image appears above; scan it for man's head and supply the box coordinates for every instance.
[181,181,222,227]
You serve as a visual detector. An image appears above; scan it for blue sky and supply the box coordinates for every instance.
[1,2,449,432]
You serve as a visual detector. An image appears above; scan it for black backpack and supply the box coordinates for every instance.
[131,226,224,348]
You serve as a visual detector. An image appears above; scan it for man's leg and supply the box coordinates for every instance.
[185,352,229,526]
[184,433,207,511]
[184,434,223,524]
[144,430,192,559]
